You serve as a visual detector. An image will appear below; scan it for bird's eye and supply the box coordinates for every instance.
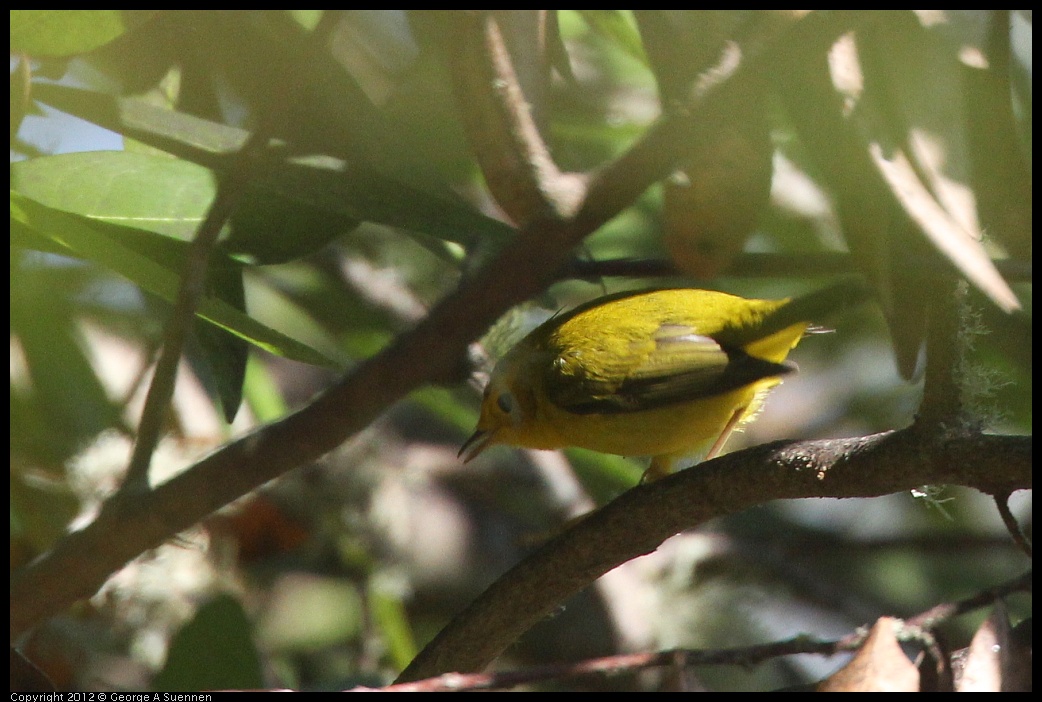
[496,393,514,414]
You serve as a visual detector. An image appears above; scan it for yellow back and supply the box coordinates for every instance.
[474,288,806,464]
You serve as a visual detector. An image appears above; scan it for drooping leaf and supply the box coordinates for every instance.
[187,265,249,423]
[12,192,340,368]
[857,13,1021,313]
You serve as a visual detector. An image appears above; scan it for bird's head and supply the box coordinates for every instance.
[458,344,547,463]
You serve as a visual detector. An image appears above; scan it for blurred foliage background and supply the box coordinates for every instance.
[10,10,1031,691]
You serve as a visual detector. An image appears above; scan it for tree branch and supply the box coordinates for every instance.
[561,254,1031,284]
[377,569,1030,690]
[397,428,1030,680]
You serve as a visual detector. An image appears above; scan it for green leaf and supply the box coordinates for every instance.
[576,10,649,66]
[368,576,418,671]
[10,460,82,553]
[858,15,1020,314]
[10,259,125,467]
[152,594,264,692]
[12,152,216,242]
[10,10,153,57]
[187,267,249,423]
[287,9,325,32]
[242,356,289,423]
[12,192,341,368]
[31,84,517,257]
[255,576,363,652]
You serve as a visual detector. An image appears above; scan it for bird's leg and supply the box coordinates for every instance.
[639,404,748,483]
[640,456,677,483]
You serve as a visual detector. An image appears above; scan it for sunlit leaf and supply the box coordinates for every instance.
[577,10,648,66]
[31,83,517,260]
[10,10,154,57]
[12,192,340,368]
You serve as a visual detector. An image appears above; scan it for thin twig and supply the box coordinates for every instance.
[905,570,1032,630]
[375,570,1031,691]
[561,254,1031,284]
[991,492,1032,558]
[915,278,969,432]
[120,129,270,493]
[119,12,341,493]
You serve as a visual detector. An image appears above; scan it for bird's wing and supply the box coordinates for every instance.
[545,322,796,415]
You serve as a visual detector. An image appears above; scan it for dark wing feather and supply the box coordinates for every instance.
[547,325,795,415]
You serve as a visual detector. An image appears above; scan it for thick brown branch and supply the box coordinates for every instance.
[397,429,1031,680]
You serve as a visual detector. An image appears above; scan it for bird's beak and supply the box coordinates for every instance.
[458,428,495,463]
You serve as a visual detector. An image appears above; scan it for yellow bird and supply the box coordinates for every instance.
[459,281,867,481]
